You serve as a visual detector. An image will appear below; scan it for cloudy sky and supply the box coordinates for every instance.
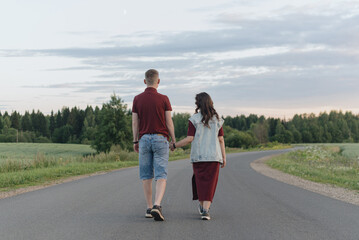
[1,0,359,118]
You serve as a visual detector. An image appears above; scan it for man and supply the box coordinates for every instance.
[132,69,176,221]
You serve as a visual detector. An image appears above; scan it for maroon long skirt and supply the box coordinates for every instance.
[192,162,220,202]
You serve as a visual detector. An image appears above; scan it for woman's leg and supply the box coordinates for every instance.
[203,201,211,211]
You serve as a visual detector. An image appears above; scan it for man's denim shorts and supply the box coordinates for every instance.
[139,134,169,180]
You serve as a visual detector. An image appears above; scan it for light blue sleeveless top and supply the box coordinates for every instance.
[189,112,224,163]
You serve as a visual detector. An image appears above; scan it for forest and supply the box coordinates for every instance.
[1,95,358,152]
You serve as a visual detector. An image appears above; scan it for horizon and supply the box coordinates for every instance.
[1,97,358,121]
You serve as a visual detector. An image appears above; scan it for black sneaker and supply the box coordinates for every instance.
[198,204,204,215]
[145,208,153,218]
[150,205,165,221]
[201,210,210,220]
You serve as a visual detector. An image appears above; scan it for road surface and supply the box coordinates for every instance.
[1,149,359,240]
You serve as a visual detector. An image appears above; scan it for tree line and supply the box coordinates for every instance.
[1,95,358,152]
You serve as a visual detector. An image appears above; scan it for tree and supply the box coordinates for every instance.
[62,107,70,126]
[173,112,190,139]
[10,111,21,130]
[67,107,85,141]
[21,111,32,131]
[0,115,4,131]
[302,130,313,143]
[92,94,131,152]
[2,115,11,134]
[224,126,257,148]
[251,122,268,144]
[272,121,286,143]
[82,106,96,144]
[53,125,73,143]
[49,111,55,137]
[55,110,63,128]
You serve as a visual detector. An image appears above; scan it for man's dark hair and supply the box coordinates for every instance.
[145,69,159,85]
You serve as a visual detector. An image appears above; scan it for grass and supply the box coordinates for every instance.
[267,145,359,191]
[337,143,359,158]
[226,142,292,154]
[0,143,96,163]
[0,142,291,192]
[293,143,359,158]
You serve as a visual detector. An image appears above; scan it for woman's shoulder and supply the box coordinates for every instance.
[189,112,202,123]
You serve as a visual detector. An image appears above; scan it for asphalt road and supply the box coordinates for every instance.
[1,149,359,240]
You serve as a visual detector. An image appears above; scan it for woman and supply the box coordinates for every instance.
[171,92,226,220]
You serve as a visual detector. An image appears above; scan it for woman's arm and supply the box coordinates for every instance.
[172,136,194,149]
[218,136,226,168]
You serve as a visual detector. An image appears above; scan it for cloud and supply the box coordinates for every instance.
[45,66,93,71]
[0,105,9,111]
[2,7,359,117]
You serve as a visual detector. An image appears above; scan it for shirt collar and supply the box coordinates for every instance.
[145,87,157,93]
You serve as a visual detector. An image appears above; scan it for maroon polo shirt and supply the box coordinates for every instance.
[132,87,172,140]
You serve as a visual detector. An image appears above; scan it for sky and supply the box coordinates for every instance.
[1,0,359,118]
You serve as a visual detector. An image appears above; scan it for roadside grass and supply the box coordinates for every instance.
[267,145,359,191]
[0,142,291,191]
[0,161,139,191]
[293,143,359,158]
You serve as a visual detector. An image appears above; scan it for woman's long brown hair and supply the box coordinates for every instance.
[195,92,219,127]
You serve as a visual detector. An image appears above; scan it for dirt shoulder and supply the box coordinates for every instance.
[251,154,359,206]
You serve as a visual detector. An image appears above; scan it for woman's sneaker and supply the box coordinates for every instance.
[198,204,204,214]
[201,210,211,220]
[145,208,153,218]
[150,205,165,221]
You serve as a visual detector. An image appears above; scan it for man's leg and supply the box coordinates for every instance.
[150,135,169,221]
[142,179,153,209]
[152,135,169,206]
[154,179,166,206]
[139,135,154,213]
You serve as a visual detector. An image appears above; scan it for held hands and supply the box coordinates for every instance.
[169,141,176,151]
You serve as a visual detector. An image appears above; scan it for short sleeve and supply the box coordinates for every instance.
[187,121,196,136]
[218,127,224,136]
[164,96,172,111]
[132,97,138,113]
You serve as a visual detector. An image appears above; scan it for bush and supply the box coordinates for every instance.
[34,136,51,143]
[225,129,257,148]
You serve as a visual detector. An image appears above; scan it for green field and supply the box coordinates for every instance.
[294,143,359,158]
[268,144,359,191]
[337,143,359,158]
[0,143,96,162]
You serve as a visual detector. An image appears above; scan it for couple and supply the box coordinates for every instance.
[132,69,226,221]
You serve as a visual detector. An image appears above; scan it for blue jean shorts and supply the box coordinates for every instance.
[139,134,169,180]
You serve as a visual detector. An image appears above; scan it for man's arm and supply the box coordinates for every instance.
[132,113,139,153]
[165,111,176,144]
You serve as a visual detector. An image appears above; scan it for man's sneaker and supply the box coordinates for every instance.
[145,208,153,218]
[198,204,204,215]
[201,210,211,220]
[150,205,165,221]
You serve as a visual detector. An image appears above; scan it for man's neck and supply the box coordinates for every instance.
[147,85,158,89]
